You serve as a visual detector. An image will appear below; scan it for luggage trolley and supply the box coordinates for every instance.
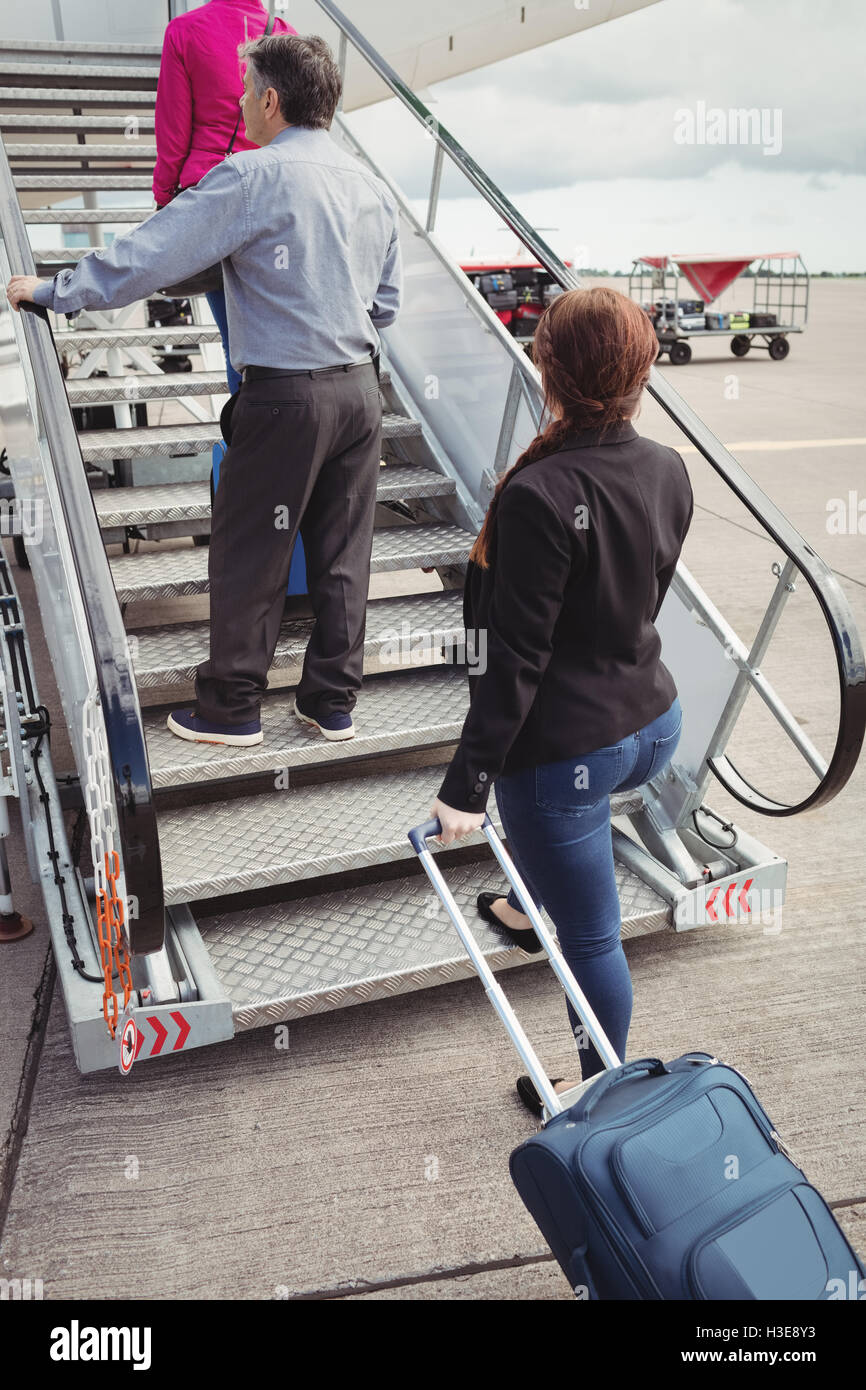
[629,251,809,364]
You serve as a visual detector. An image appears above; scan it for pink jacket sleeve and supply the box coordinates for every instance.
[152,24,193,207]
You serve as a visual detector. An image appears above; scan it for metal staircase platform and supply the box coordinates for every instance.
[156,762,658,906]
[70,371,231,405]
[80,414,420,464]
[23,206,149,222]
[199,853,671,1032]
[0,62,160,86]
[110,523,473,602]
[66,366,390,405]
[144,659,652,799]
[95,464,453,529]
[15,173,155,189]
[0,114,155,130]
[5,142,158,160]
[0,86,158,108]
[56,325,223,351]
[127,589,466,690]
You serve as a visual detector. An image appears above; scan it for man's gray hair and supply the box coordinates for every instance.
[237,33,342,130]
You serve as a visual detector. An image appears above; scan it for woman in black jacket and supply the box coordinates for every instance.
[429,286,694,1114]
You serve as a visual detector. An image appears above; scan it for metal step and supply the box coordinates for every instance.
[0,62,159,88]
[110,523,473,603]
[127,589,466,690]
[200,852,671,1031]
[147,664,468,788]
[68,371,230,405]
[23,206,149,223]
[0,115,155,131]
[15,174,154,189]
[78,414,422,464]
[157,763,659,906]
[33,247,99,267]
[94,464,453,529]
[0,39,163,58]
[56,325,223,352]
[0,87,157,109]
[144,664,650,803]
[65,367,390,404]
[7,143,157,161]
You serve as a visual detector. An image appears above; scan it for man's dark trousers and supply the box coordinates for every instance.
[195,359,382,725]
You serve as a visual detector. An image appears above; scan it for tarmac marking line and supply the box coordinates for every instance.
[679,438,866,455]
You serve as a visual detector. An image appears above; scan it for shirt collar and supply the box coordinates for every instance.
[557,419,638,449]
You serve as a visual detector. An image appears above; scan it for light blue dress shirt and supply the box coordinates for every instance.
[31,124,402,372]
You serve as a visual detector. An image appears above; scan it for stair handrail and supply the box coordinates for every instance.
[314,0,866,815]
[0,135,165,952]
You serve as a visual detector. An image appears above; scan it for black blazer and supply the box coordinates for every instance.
[436,419,694,814]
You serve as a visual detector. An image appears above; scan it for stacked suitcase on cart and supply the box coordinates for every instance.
[409,813,866,1300]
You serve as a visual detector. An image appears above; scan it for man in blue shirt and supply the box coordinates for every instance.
[7,33,402,746]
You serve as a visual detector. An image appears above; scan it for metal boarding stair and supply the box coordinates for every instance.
[0,10,864,1073]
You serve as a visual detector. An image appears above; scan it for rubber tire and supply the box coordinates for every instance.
[731,335,751,356]
[669,340,692,365]
[768,336,790,360]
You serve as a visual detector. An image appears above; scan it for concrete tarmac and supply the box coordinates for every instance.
[0,278,863,1299]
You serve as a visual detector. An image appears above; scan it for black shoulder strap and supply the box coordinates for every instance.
[226,12,276,156]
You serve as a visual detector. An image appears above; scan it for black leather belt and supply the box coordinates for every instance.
[242,356,374,382]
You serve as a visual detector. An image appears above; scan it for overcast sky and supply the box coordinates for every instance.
[345,0,864,272]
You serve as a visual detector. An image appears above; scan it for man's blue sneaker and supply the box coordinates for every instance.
[166,708,263,746]
[293,695,355,741]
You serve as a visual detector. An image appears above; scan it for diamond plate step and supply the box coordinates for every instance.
[94,464,453,529]
[56,325,222,352]
[33,247,98,266]
[158,763,661,907]
[0,87,157,108]
[199,853,671,1031]
[0,62,159,86]
[0,115,155,131]
[6,142,157,160]
[15,173,154,189]
[22,206,149,223]
[65,367,390,404]
[144,664,649,811]
[147,664,468,788]
[77,414,421,464]
[127,589,466,689]
[68,371,230,406]
[0,40,162,57]
[110,523,472,603]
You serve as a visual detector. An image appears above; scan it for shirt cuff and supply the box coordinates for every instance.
[30,278,56,309]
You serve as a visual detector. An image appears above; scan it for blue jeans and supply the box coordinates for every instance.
[493,695,683,1082]
[204,288,242,395]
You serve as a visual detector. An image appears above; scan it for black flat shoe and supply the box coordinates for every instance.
[516,1074,566,1118]
[476,890,544,953]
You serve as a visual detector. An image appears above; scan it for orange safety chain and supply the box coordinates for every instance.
[96,849,133,1038]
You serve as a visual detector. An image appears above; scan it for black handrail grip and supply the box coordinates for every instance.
[0,145,165,951]
[314,0,866,815]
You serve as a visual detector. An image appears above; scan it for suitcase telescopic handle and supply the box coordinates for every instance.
[408,815,622,1118]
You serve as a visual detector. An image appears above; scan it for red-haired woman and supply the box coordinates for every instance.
[430,286,694,1115]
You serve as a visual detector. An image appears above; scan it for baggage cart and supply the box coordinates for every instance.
[629,251,809,364]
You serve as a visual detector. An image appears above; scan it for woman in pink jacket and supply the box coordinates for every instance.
[152,0,296,391]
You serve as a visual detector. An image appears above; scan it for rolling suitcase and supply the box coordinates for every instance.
[408,813,866,1300]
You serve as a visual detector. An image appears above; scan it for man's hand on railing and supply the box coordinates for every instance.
[6,275,48,312]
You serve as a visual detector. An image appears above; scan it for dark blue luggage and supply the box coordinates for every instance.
[408,813,866,1300]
